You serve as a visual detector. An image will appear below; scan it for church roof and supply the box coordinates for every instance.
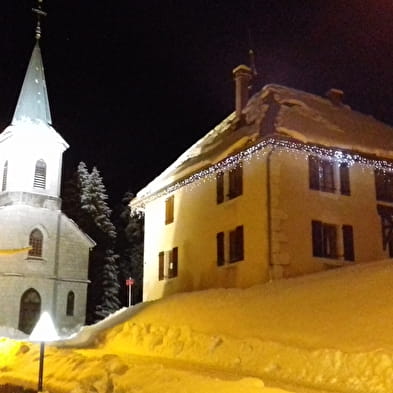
[12,41,52,125]
[133,84,393,205]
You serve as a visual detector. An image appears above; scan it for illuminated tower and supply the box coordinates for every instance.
[0,3,94,334]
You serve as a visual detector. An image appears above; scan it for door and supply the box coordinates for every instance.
[18,289,41,334]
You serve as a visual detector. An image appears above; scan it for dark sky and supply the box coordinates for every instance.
[1,1,393,203]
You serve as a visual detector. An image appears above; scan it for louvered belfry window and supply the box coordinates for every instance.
[33,159,46,189]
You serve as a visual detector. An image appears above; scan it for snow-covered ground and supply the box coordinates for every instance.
[1,260,392,392]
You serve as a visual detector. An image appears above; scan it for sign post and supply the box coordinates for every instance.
[126,277,135,306]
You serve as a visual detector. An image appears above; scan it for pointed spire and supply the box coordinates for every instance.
[12,1,51,125]
[12,42,52,125]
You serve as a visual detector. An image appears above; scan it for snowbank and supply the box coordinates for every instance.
[1,260,393,392]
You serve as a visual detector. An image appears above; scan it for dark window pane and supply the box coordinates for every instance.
[340,163,350,195]
[66,291,75,316]
[323,224,337,258]
[375,170,393,202]
[321,161,334,192]
[312,220,323,257]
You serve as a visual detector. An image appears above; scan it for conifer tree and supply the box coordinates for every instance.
[114,191,144,305]
[62,162,121,323]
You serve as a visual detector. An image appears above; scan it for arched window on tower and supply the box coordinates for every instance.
[28,229,43,258]
[66,291,75,316]
[2,160,8,191]
[33,159,46,189]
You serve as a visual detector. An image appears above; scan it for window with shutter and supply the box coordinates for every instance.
[375,169,393,202]
[216,163,243,203]
[312,221,338,259]
[228,164,243,199]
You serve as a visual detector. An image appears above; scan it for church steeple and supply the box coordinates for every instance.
[12,0,51,125]
[12,41,52,125]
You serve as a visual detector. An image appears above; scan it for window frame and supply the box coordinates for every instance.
[66,291,75,316]
[28,229,44,258]
[216,163,243,204]
[216,225,244,265]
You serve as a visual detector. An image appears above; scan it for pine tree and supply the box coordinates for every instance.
[114,191,144,305]
[62,162,121,323]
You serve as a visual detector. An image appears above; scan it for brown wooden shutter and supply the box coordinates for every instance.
[229,229,236,262]
[311,220,323,257]
[216,172,224,204]
[172,247,178,277]
[308,156,320,190]
[339,163,350,195]
[342,225,355,261]
[165,195,174,224]
[236,225,244,261]
[158,252,165,280]
[216,232,225,266]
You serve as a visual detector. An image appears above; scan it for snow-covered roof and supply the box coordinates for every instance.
[133,84,393,204]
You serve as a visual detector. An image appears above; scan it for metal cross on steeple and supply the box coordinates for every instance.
[32,0,47,40]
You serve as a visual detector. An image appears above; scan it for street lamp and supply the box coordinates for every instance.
[29,311,59,393]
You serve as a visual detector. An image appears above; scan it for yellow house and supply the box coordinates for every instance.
[131,65,393,301]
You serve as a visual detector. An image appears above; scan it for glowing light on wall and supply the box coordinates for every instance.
[132,137,393,209]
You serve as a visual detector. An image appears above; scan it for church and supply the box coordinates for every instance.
[0,10,94,333]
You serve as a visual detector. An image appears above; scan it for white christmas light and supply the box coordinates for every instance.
[132,137,393,209]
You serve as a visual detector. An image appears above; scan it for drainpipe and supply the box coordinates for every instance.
[52,211,61,320]
[266,147,275,279]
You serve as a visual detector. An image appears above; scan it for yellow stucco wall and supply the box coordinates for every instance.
[143,147,389,301]
[143,153,272,301]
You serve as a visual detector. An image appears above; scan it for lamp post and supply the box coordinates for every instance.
[29,311,59,393]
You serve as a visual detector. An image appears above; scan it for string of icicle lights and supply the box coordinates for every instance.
[132,137,393,209]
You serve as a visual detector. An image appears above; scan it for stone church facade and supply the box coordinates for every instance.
[0,40,94,334]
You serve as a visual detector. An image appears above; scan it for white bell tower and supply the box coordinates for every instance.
[0,42,68,209]
[0,1,94,334]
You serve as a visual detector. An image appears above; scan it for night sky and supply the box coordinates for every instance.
[1,1,393,203]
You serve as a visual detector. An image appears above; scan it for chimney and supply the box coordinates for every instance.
[326,88,344,106]
[233,65,252,118]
